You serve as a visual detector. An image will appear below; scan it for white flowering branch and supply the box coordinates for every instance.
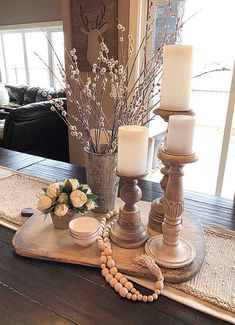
[37,3,186,154]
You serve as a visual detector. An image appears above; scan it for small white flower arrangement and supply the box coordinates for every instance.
[37,178,97,217]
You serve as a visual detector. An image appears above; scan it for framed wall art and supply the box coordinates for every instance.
[70,0,118,71]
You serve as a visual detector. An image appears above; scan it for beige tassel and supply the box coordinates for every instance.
[132,254,163,280]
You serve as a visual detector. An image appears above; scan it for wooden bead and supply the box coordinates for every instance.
[104,247,112,256]
[152,293,158,300]
[120,277,128,285]
[115,272,123,281]
[98,206,164,304]
[110,278,118,287]
[100,256,107,264]
[137,294,143,301]
[143,295,148,302]
[101,268,109,277]
[132,294,137,301]
[148,295,154,302]
[114,282,123,292]
[105,274,113,283]
[124,281,133,291]
[107,259,115,268]
[110,267,118,275]
[105,213,111,220]
[103,231,109,238]
[98,242,107,251]
[119,287,128,298]
[155,280,164,291]
[113,209,118,216]
[131,288,136,294]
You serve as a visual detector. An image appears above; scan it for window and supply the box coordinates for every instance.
[146,0,235,199]
[180,0,235,199]
[0,25,64,89]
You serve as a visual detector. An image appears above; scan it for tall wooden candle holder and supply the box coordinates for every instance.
[145,148,198,268]
[148,108,195,232]
[110,170,148,248]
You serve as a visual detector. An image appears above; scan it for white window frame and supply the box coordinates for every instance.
[216,61,235,196]
[0,21,63,88]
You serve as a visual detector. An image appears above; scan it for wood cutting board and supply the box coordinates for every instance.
[12,200,206,284]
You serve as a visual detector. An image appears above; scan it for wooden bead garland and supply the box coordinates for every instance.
[97,210,164,302]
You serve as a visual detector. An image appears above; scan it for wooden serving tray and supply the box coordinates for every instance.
[13,200,206,283]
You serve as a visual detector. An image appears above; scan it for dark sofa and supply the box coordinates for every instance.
[1,85,69,162]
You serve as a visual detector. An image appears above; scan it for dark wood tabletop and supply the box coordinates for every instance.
[0,148,234,325]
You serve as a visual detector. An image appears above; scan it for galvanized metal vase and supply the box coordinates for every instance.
[84,150,119,213]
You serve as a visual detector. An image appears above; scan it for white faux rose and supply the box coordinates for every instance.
[86,199,95,210]
[54,203,69,217]
[46,183,60,199]
[58,193,69,203]
[68,179,79,190]
[70,190,87,208]
[81,184,92,194]
[37,195,52,211]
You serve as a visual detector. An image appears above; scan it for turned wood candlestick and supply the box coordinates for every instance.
[148,108,195,232]
[110,170,148,248]
[145,148,198,268]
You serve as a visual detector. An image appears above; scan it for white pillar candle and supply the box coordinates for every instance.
[160,45,193,111]
[166,115,196,154]
[117,125,149,176]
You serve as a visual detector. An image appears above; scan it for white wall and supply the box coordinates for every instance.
[0,0,61,26]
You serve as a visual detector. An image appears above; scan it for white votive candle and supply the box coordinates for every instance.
[117,125,149,176]
[160,45,193,111]
[166,115,196,154]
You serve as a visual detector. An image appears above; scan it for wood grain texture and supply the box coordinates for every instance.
[13,200,205,284]
[0,148,234,324]
[0,225,227,325]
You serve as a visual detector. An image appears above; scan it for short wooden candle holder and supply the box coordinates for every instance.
[110,170,148,248]
[148,108,195,232]
[145,148,198,268]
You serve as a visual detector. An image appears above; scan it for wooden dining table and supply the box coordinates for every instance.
[0,147,234,325]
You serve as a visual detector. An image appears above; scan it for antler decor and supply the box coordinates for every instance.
[80,1,108,31]
[79,4,89,32]
[96,1,108,29]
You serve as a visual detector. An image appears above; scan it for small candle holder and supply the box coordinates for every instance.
[145,148,198,268]
[110,170,149,248]
[148,108,195,232]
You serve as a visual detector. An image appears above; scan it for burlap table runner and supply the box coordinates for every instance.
[0,167,52,229]
[0,166,234,323]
